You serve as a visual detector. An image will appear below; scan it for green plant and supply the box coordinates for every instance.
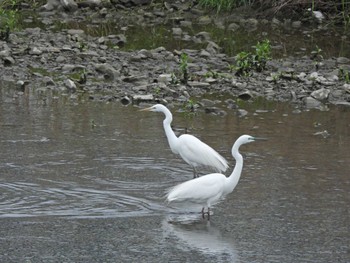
[182,99,197,118]
[205,70,220,78]
[235,51,253,76]
[170,73,179,85]
[180,53,189,84]
[0,0,20,41]
[234,39,271,76]
[198,0,249,12]
[253,39,271,72]
[339,67,350,83]
[310,45,323,60]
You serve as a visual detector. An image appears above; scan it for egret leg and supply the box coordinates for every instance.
[193,167,198,178]
[201,207,210,220]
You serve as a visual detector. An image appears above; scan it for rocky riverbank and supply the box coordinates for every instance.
[1,1,350,112]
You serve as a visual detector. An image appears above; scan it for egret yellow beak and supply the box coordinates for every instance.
[139,106,153,112]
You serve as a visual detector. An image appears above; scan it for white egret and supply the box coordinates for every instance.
[140,104,228,178]
[166,135,264,220]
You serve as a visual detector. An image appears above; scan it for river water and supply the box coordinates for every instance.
[0,85,349,262]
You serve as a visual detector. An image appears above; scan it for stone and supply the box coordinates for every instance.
[94,63,119,80]
[292,21,302,28]
[303,96,322,108]
[238,91,253,101]
[198,16,211,25]
[311,88,330,101]
[336,57,350,64]
[120,96,131,105]
[237,109,248,117]
[158,74,173,84]
[228,22,240,31]
[172,28,182,36]
[64,79,76,91]
[132,94,154,101]
[0,50,10,57]
[3,56,15,66]
[67,29,85,36]
[78,0,102,8]
[206,41,220,55]
[200,99,215,107]
[41,0,78,11]
[241,18,258,31]
[29,47,43,55]
[43,76,56,86]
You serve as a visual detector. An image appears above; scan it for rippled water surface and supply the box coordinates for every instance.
[0,85,349,262]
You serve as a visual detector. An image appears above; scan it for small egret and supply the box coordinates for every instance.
[140,104,228,178]
[166,135,264,220]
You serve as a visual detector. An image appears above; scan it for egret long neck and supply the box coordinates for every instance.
[162,110,179,154]
[225,145,244,194]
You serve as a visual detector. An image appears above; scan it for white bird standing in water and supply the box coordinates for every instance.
[140,104,228,178]
[166,135,264,220]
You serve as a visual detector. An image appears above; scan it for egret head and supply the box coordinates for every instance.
[139,104,167,113]
[241,135,267,143]
[235,135,267,147]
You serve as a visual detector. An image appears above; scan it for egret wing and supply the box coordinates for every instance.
[167,173,226,204]
[178,134,228,172]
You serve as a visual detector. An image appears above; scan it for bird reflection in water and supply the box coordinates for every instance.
[162,216,238,262]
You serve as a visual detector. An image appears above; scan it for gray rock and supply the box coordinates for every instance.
[180,20,192,27]
[238,90,253,100]
[204,107,227,116]
[132,94,154,102]
[187,81,210,88]
[111,34,126,46]
[120,96,131,105]
[195,32,211,42]
[158,74,172,84]
[0,50,10,58]
[228,23,240,31]
[172,28,182,36]
[94,63,119,80]
[311,88,330,101]
[198,16,211,25]
[241,18,258,31]
[64,79,77,91]
[336,57,350,64]
[61,0,78,11]
[43,76,56,86]
[41,0,78,11]
[67,29,85,36]
[29,47,43,55]
[3,56,15,66]
[292,21,302,28]
[237,109,248,117]
[206,41,220,55]
[78,0,102,8]
[303,96,322,108]
[200,99,215,107]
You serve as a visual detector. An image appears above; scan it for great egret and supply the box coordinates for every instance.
[140,104,228,178]
[166,135,264,220]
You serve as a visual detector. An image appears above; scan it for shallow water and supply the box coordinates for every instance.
[0,85,349,262]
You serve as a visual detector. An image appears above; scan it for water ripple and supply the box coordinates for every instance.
[0,180,167,219]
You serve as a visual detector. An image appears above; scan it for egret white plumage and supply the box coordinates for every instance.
[166,135,264,220]
[140,104,228,178]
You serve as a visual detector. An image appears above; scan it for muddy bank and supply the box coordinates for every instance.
[1,2,350,112]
